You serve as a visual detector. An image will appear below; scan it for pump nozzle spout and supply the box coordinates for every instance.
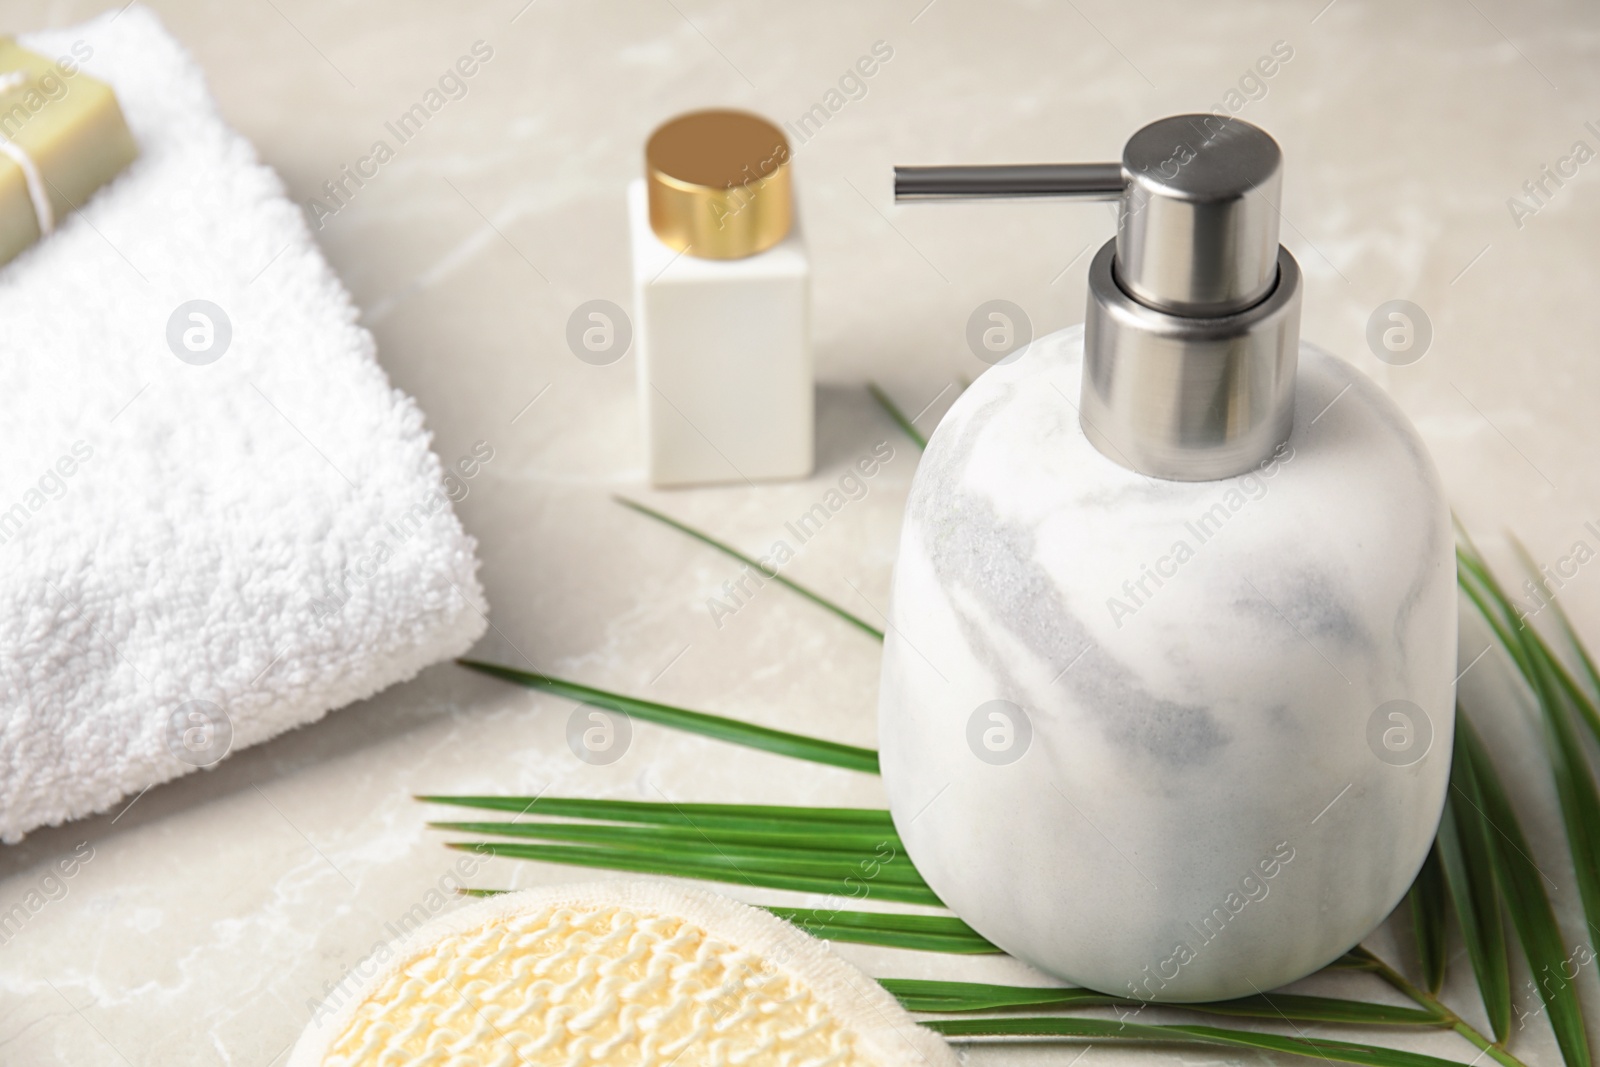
[893,163,1124,201]
[891,115,1303,482]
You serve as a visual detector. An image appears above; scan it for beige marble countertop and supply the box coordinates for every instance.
[4,0,1600,1063]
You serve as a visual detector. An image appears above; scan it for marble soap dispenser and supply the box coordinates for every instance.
[878,116,1455,1002]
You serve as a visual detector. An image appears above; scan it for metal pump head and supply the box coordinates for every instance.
[895,114,1302,482]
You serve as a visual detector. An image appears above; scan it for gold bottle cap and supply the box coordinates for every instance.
[646,109,793,260]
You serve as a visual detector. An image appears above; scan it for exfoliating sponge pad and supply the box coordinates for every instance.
[289,880,958,1067]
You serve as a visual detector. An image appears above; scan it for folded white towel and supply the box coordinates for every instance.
[0,9,487,842]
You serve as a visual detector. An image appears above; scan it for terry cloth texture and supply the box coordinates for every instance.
[0,8,487,843]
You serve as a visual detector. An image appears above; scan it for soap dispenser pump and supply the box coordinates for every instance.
[878,115,1454,1002]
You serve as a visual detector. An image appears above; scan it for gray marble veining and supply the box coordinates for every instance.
[878,324,1456,1001]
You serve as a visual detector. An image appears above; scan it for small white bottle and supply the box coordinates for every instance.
[629,110,812,487]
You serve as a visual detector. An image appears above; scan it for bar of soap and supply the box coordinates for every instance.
[0,38,138,268]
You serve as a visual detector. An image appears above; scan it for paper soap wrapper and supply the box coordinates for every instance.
[0,38,137,267]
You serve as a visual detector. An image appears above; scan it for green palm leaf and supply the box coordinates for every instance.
[1454,534,1600,738]
[926,1016,1467,1067]
[1352,947,1525,1067]
[867,381,928,450]
[1435,744,1512,1041]
[447,837,926,885]
[882,980,1442,1026]
[1457,532,1600,1063]
[766,908,998,953]
[456,660,880,773]
[437,899,1000,953]
[1514,638,1600,959]
[417,795,894,831]
[435,826,907,871]
[613,496,884,641]
[1192,994,1444,1027]
[1458,715,1592,1067]
[1503,536,1600,745]
[1407,843,1448,994]
[1510,538,1600,686]
[1460,533,1600,756]
[881,979,1117,1013]
[430,819,901,853]
[1527,551,1600,704]
[447,840,943,905]
[1516,642,1600,955]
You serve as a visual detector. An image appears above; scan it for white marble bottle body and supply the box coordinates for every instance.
[878,324,1455,1002]
[627,178,813,487]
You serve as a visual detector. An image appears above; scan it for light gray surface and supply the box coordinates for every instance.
[1,1,1597,1064]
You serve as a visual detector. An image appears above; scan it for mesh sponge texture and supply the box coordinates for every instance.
[291,880,958,1067]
